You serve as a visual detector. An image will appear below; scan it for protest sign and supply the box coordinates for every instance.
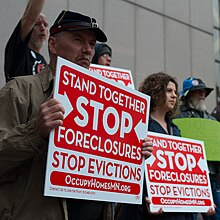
[90,64,135,89]
[145,132,214,212]
[173,118,220,161]
[44,57,150,204]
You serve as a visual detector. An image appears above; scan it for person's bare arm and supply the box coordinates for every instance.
[20,0,45,41]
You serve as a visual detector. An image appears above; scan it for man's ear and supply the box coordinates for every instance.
[48,36,57,54]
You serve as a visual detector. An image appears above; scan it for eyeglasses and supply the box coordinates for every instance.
[101,54,111,59]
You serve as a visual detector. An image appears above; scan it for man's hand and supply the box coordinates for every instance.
[145,197,163,215]
[206,205,216,216]
[36,96,65,140]
[142,137,153,159]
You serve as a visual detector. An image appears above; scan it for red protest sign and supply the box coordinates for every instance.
[145,132,214,213]
[89,64,135,89]
[44,57,150,204]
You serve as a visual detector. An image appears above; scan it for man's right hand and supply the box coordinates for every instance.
[36,97,65,140]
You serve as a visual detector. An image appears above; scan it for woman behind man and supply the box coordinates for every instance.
[139,72,179,137]
[116,72,193,220]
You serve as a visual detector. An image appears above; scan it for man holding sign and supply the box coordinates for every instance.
[176,77,219,220]
[0,10,152,220]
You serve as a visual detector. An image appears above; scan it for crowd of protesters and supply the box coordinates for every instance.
[0,0,219,220]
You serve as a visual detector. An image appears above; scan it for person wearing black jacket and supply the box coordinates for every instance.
[4,0,48,82]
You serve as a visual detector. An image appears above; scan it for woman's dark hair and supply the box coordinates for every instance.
[139,72,179,118]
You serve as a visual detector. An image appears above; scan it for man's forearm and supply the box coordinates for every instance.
[20,0,46,40]
[23,0,45,21]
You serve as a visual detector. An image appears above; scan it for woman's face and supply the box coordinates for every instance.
[163,81,177,112]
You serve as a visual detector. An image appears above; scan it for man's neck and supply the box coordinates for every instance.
[48,63,56,76]
[30,46,41,53]
[28,41,41,53]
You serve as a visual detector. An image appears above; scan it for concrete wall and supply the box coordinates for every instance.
[0,0,216,111]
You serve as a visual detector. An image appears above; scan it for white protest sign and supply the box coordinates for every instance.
[89,64,135,89]
[44,57,150,204]
[145,132,214,212]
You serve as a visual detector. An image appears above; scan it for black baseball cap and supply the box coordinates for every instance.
[50,10,107,42]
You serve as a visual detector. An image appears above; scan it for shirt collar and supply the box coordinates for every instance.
[38,65,54,92]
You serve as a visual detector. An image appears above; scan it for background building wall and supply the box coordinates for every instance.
[0,0,217,111]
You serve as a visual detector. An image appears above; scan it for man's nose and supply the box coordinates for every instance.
[40,23,47,31]
[83,43,94,54]
[200,90,206,97]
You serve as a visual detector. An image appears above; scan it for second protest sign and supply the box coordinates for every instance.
[145,132,214,212]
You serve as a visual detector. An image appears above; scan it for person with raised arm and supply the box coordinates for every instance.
[4,0,48,82]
